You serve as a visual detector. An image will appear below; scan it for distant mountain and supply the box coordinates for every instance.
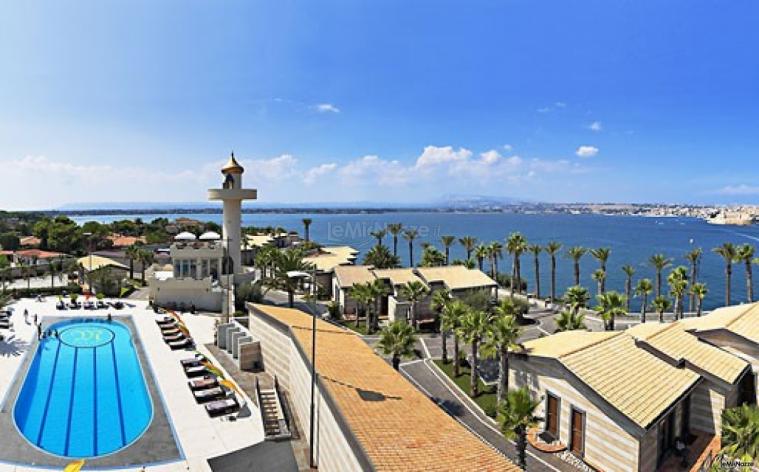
[54,200,435,212]
[435,194,529,209]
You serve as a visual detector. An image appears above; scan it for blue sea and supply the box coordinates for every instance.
[70,212,759,310]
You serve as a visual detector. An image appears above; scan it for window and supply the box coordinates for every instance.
[570,408,585,457]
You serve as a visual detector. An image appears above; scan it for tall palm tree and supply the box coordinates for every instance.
[691,282,708,317]
[302,218,312,242]
[484,299,522,404]
[506,232,527,296]
[367,278,388,334]
[137,249,154,284]
[399,280,429,328]
[590,247,611,292]
[387,223,403,257]
[125,244,140,279]
[362,244,400,269]
[459,236,477,261]
[737,244,755,303]
[668,266,688,320]
[652,295,671,323]
[591,269,606,297]
[431,289,452,362]
[567,246,587,286]
[649,254,672,297]
[499,387,541,471]
[440,235,456,265]
[621,265,635,311]
[474,244,489,272]
[635,278,653,323]
[595,291,627,331]
[527,244,542,299]
[377,321,417,370]
[350,283,372,328]
[403,228,419,267]
[713,243,738,306]
[488,241,504,279]
[555,310,587,332]
[441,300,468,376]
[564,285,590,315]
[685,247,703,311]
[369,228,387,247]
[545,241,562,303]
[264,248,315,307]
[457,309,490,397]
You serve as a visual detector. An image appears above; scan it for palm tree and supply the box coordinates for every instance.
[474,244,489,272]
[621,265,635,311]
[635,278,653,323]
[387,223,403,257]
[713,243,738,306]
[403,228,419,267]
[362,244,400,269]
[367,279,388,334]
[125,244,140,279]
[590,247,611,292]
[431,289,452,362]
[652,295,671,323]
[506,232,527,296]
[420,246,446,267]
[451,258,476,269]
[545,241,562,303]
[441,300,468,376]
[350,283,372,328]
[459,236,477,261]
[737,244,755,303]
[264,248,315,307]
[438,235,455,265]
[137,249,154,284]
[527,244,542,299]
[377,321,417,370]
[488,241,503,279]
[668,266,688,320]
[457,309,490,397]
[499,387,541,470]
[302,218,312,242]
[567,246,587,286]
[484,299,522,403]
[369,228,387,247]
[649,253,672,298]
[564,285,590,315]
[555,310,586,332]
[595,291,627,331]
[685,247,703,311]
[720,404,759,465]
[399,280,429,328]
[691,282,708,317]
[591,269,606,297]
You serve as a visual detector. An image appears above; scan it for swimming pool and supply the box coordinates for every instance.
[13,319,153,458]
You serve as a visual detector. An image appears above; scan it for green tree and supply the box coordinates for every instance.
[635,278,654,323]
[441,300,468,376]
[527,244,542,299]
[125,244,140,280]
[506,232,527,297]
[691,283,708,318]
[350,282,373,329]
[713,243,738,306]
[459,236,477,261]
[0,232,20,251]
[474,244,489,272]
[483,300,522,404]
[440,235,456,265]
[499,387,541,470]
[652,295,671,323]
[720,404,759,467]
[369,228,387,247]
[567,246,587,286]
[367,279,389,334]
[621,264,635,311]
[489,241,504,280]
[138,249,154,284]
[590,247,611,292]
[595,291,627,331]
[431,288,452,362]
[591,268,606,297]
[302,218,312,242]
[545,241,562,303]
[649,253,672,298]
[564,285,590,315]
[387,223,403,257]
[457,308,490,397]
[362,244,400,269]
[399,280,429,328]
[263,248,315,307]
[403,228,419,267]
[377,321,417,370]
[685,247,703,311]
[737,244,755,303]
[420,245,446,267]
[668,266,689,320]
[555,310,586,332]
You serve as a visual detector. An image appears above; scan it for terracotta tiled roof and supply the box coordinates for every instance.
[252,304,519,471]
[14,249,64,259]
[107,234,146,247]
[19,236,41,247]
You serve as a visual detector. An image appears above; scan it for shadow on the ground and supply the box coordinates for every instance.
[0,336,30,357]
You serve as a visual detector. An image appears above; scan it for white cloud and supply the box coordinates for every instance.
[340,155,410,186]
[716,184,759,196]
[314,103,340,114]
[575,145,599,158]
[588,121,602,132]
[502,144,513,152]
[414,146,472,170]
[480,150,501,165]
[537,107,551,113]
[303,163,338,184]
[554,101,567,108]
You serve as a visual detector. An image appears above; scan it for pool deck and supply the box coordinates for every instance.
[0,298,265,471]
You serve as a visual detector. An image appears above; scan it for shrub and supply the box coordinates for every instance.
[9,284,82,298]
[235,281,264,310]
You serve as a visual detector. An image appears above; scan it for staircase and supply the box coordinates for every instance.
[256,377,291,440]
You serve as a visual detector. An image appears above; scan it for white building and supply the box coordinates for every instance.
[149,154,257,312]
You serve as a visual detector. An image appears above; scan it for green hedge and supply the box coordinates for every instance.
[7,284,83,298]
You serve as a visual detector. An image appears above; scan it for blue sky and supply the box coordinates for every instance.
[1,1,758,209]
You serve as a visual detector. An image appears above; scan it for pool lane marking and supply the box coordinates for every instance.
[63,347,79,457]
[35,340,62,447]
[111,341,127,447]
[93,346,98,456]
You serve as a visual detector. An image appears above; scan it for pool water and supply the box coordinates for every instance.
[14,319,153,458]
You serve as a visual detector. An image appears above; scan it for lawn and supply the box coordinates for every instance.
[433,359,498,418]
[336,319,370,336]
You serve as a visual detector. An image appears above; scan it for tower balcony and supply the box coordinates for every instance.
[208,188,258,201]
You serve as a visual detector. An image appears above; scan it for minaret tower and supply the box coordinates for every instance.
[208,152,257,276]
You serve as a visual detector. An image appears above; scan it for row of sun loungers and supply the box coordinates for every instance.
[180,354,241,417]
[155,315,194,350]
